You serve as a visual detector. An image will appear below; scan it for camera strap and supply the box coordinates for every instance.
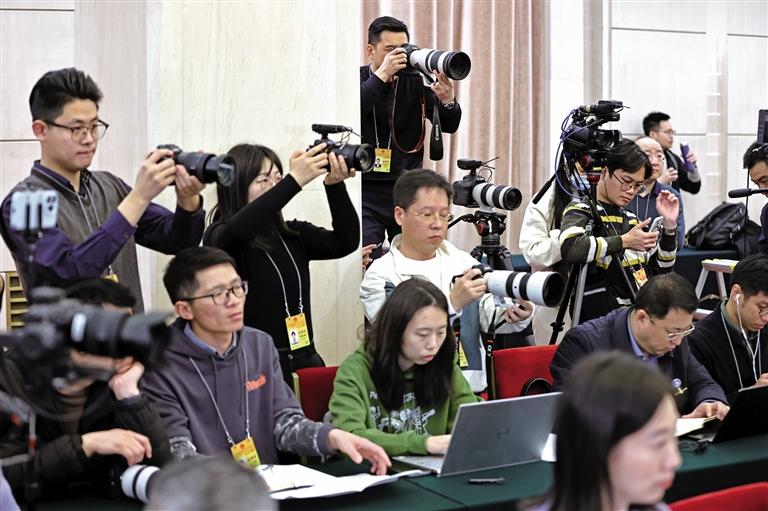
[389,77,426,154]
[430,104,444,161]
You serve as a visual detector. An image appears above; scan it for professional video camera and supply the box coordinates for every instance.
[400,44,472,81]
[156,144,235,186]
[309,124,374,173]
[0,287,170,391]
[469,264,565,308]
[452,158,522,211]
[560,100,625,173]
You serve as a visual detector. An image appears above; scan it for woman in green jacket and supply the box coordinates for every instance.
[329,278,479,456]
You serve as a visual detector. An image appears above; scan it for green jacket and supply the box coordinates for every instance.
[329,346,479,456]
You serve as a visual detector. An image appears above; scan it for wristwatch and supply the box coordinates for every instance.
[442,100,456,109]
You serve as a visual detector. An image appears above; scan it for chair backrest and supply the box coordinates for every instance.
[3,271,27,330]
[292,366,339,422]
[670,482,768,511]
[492,345,557,399]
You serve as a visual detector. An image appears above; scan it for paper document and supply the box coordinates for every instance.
[258,464,428,500]
[675,416,718,437]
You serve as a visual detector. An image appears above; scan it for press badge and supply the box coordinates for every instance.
[374,148,392,173]
[230,436,261,468]
[631,268,648,288]
[286,313,311,351]
[103,273,119,283]
[457,341,469,368]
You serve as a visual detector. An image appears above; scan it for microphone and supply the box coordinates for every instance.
[727,188,768,199]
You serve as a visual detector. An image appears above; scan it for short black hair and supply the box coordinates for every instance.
[66,278,136,309]
[743,141,768,171]
[393,169,452,209]
[606,139,652,180]
[163,247,237,303]
[29,68,103,121]
[730,255,768,298]
[642,111,671,136]
[368,16,409,45]
[635,273,698,317]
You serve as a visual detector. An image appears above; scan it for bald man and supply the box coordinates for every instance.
[628,136,685,249]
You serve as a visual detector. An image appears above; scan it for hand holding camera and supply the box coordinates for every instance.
[450,267,487,311]
[504,300,533,323]
[289,143,330,186]
[375,47,408,82]
[107,358,144,400]
[324,152,356,185]
[430,71,455,105]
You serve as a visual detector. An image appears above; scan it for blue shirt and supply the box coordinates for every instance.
[627,312,660,365]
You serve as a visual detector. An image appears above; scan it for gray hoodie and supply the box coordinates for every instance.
[141,318,335,462]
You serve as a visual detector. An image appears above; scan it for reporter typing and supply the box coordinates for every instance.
[204,143,360,386]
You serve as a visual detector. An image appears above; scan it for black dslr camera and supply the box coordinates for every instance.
[452,158,522,211]
[309,124,374,173]
[0,287,170,390]
[561,100,625,172]
[157,144,235,186]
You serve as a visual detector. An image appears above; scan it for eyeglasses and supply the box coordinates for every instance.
[656,129,675,136]
[254,167,282,188]
[406,210,454,224]
[755,303,768,318]
[45,120,109,141]
[650,318,695,340]
[179,281,248,305]
[643,151,665,162]
[612,174,647,194]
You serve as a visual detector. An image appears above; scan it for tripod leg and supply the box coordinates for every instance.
[571,263,589,327]
[548,262,581,345]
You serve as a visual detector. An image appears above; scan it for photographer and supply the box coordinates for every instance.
[744,142,768,255]
[0,68,205,311]
[0,279,171,502]
[559,139,679,322]
[360,170,533,392]
[361,16,462,261]
[203,143,359,387]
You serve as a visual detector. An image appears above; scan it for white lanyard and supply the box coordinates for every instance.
[263,232,303,317]
[189,339,250,446]
[721,312,762,387]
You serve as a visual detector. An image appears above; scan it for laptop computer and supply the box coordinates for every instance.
[702,384,768,443]
[393,392,560,477]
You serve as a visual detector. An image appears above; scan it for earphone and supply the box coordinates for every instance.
[723,291,762,388]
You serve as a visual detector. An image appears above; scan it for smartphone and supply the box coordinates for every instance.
[679,143,696,172]
[647,216,664,235]
[9,190,59,231]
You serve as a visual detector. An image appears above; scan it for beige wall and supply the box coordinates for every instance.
[0,0,364,363]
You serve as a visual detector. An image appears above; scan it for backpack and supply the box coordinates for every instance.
[686,202,761,257]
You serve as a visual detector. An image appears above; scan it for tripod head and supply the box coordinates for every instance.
[448,209,515,270]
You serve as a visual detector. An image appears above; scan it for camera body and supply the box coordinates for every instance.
[561,100,624,173]
[452,159,522,211]
[156,144,235,186]
[400,44,471,81]
[309,124,374,173]
[0,287,170,389]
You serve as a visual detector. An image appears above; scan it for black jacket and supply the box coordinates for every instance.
[0,356,171,501]
[688,303,768,404]
[551,307,727,414]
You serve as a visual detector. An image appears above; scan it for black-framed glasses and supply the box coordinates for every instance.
[45,120,109,141]
[179,281,248,305]
[611,173,647,194]
[649,317,695,340]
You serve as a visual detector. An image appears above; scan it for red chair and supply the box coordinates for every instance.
[491,345,557,399]
[292,366,339,422]
[670,482,768,511]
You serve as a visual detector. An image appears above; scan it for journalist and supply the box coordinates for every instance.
[0,279,171,502]
[559,139,679,322]
[550,273,729,420]
[361,16,462,261]
[743,141,768,254]
[360,170,533,392]
[203,143,359,387]
[643,111,702,195]
[0,68,205,311]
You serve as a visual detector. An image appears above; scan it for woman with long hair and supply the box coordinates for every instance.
[524,352,681,511]
[329,278,479,456]
[204,143,359,386]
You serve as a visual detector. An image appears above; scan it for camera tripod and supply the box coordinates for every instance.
[448,209,516,271]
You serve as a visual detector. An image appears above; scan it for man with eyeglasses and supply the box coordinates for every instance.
[552,273,729,419]
[643,111,702,195]
[0,68,205,311]
[560,139,680,322]
[628,136,686,249]
[742,141,768,255]
[141,247,391,473]
[687,255,768,404]
[360,170,533,392]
